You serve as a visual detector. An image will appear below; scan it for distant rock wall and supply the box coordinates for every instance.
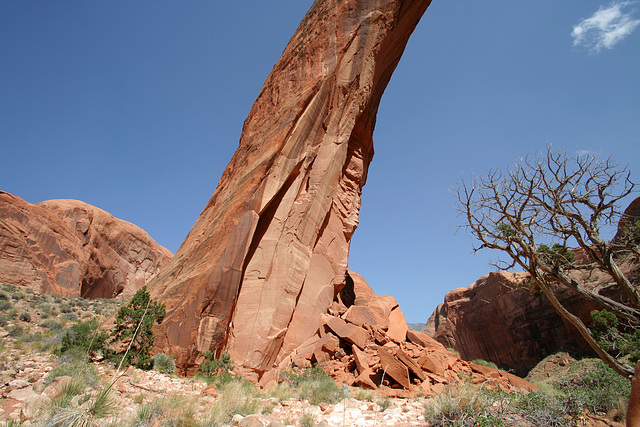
[146,0,434,379]
[425,271,610,373]
[0,191,171,299]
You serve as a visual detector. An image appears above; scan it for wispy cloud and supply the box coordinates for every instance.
[571,1,640,53]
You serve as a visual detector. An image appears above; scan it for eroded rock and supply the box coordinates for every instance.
[147,0,435,376]
[0,192,171,299]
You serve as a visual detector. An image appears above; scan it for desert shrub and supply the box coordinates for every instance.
[205,381,265,426]
[61,312,78,321]
[509,390,573,426]
[300,410,316,427]
[18,311,31,322]
[423,383,506,427]
[277,365,341,405]
[353,387,375,402]
[135,394,198,426]
[556,360,631,416]
[0,315,7,327]
[59,318,108,357]
[109,285,165,370]
[46,356,101,388]
[58,303,73,313]
[40,319,64,331]
[197,352,235,386]
[379,397,392,412]
[0,291,9,301]
[0,300,12,311]
[152,352,176,374]
[471,359,499,370]
[8,325,25,338]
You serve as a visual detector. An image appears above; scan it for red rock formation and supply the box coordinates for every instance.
[271,271,536,395]
[615,196,640,243]
[0,191,171,299]
[424,270,631,373]
[147,0,434,378]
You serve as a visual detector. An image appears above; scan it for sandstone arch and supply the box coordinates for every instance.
[147,0,433,379]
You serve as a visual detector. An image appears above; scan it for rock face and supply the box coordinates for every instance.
[614,196,640,243]
[425,271,620,374]
[148,0,434,378]
[0,191,172,299]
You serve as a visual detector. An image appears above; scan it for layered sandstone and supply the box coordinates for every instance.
[147,0,433,379]
[0,191,171,299]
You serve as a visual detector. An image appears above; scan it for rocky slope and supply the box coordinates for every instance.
[0,191,171,299]
[146,0,434,380]
[7,283,624,427]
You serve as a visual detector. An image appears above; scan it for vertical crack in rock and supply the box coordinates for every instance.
[147,0,433,376]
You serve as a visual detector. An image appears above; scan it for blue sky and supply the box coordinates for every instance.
[1,1,639,323]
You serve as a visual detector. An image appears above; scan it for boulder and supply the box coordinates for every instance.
[42,376,74,399]
[0,192,171,298]
[377,346,410,389]
[324,315,370,350]
[21,393,50,420]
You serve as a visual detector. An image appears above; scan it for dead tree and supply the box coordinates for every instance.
[454,147,638,377]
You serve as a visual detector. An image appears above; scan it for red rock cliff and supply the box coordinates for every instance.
[0,192,172,299]
[147,0,433,377]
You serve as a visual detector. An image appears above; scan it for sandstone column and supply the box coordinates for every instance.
[148,0,432,378]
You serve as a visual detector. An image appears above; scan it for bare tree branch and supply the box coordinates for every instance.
[453,146,638,378]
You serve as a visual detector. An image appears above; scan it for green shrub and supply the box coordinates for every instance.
[556,360,631,416]
[277,366,341,405]
[19,311,31,322]
[0,300,12,311]
[153,353,176,375]
[110,285,165,370]
[8,325,25,338]
[197,352,235,385]
[59,318,108,357]
[471,359,499,370]
[590,309,640,363]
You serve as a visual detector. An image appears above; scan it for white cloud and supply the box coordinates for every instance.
[571,1,640,53]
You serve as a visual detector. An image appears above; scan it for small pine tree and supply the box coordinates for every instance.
[110,286,165,369]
